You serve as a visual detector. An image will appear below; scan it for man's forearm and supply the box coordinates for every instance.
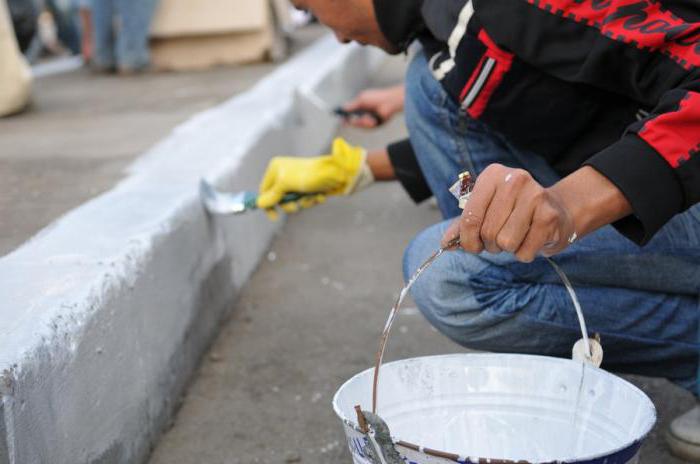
[548,166,632,238]
[367,148,396,181]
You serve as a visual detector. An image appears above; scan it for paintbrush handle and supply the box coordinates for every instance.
[244,192,314,211]
[333,107,383,125]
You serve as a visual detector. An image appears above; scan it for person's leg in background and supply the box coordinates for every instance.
[90,0,115,71]
[402,49,699,393]
[46,0,81,55]
[6,0,39,53]
[114,0,158,73]
[76,0,92,62]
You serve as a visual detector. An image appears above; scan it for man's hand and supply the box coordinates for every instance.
[343,85,405,128]
[440,164,632,262]
[257,138,373,215]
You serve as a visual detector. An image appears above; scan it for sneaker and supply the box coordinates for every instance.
[667,404,700,462]
[117,64,150,76]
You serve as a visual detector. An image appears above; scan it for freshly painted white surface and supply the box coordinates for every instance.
[0,35,384,464]
[334,354,656,463]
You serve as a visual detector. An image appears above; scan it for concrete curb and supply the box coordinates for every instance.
[0,36,384,464]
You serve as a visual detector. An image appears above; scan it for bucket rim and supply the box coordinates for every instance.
[332,352,657,464]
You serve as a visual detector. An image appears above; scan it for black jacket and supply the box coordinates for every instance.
[377,0,700,245]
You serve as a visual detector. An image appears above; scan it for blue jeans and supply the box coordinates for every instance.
[91,0,158,70]
[403,52,700,395]
[47,0,81,54]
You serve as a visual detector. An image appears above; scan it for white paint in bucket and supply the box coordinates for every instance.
[333,354,656,463]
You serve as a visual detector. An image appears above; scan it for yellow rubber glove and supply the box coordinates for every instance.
[257,138,374,216]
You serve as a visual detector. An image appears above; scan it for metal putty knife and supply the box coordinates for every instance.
[300,88,383,125]
[199,179,308,216]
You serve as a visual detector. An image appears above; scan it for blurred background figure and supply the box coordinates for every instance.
[1,0,32,116]
[9,0,89,63]
[44,0,80,56]
[75,0,92,61]
[91,0,159,73]
[7,0,37,53]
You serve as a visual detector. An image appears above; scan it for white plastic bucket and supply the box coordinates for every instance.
[333,353,656,464]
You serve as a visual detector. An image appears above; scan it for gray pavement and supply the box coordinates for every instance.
[148,57,695,464]
[0,27,325,257]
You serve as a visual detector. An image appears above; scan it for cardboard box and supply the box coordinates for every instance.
[150,0,268,38]
[150,0,286,70]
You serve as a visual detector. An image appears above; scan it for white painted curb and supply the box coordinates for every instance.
[0,35,384,464]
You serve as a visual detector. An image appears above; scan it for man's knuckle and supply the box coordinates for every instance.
[483,163,504,177]
[541,207,559,225]
[511,169,529,182]
[461,238,477,252]
[496,234,517,252]
[459,226,476,245]
[461,214,482,230]
[503,171,528,192]
[530,204,554,227]
[516,249,535,263]
[530,188,547,204]
[479,222,497,242]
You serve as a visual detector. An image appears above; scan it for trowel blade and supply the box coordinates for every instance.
[199,179,254,216]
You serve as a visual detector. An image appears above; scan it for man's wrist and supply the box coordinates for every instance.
[387,85,405,114]
[347,151,376,194]
[548,166,632,237]
[366,148,396,181]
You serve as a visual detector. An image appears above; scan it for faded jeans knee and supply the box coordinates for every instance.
[403,222,507,351]
[403,221,576,356]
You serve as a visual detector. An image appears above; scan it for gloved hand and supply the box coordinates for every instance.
[257,138,374,217]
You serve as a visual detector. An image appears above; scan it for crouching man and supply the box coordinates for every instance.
[258,0,700,459]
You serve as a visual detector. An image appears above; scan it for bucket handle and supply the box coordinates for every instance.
[451,171,603,367]
[545,257,603,366]
[359,173,604,463]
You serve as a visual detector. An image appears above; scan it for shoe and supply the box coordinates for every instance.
[90,62,116,74]
[666,404,700,462]
[117,63,150,76]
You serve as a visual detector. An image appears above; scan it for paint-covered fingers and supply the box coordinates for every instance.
[440,164,576,262]
[453,164,522,254]
[479,167,531,253]
[441,219,462,250]
[440,163,500,253]
[494,193,536,254]
[456,164,501,254]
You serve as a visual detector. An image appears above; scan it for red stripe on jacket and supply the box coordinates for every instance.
[459,30,515,118]
[459,55,489,102]
[527,0,700,69]
[638,91,700,167]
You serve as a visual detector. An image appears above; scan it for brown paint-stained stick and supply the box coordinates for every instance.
[354,405,369,433]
